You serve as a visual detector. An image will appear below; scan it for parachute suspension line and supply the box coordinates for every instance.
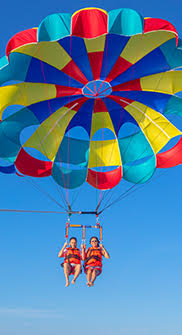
[22,112,68,210]
[96,99,104,212]
[0,172,175,218]
[115,33,179,177]
[97,81,181,214]
[98,36,109,209]
[96,32,167,212]
[70,187,83,208]
[96,92,144,211]
[98,190,114,212]
[98,181,142,214]
[65,34,73,206]
[11,75,67,208]
[107,30,144,172]
[36,44,70,209]
[98,167,170,214]
[24,178,67,211]
[98,126,182,214]
[98,176,145,214]
[51,101,81,212]
[51,178,69,209]
[93,33,125,212]
[92,38,107,213]
[95,197,102,213]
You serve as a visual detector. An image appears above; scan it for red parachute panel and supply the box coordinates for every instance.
[71,8,108,38]
[144,18,178,44]
[15,148,52,177]
[87,167,122,190]
[157,137,182,168]
[6,28,38,59]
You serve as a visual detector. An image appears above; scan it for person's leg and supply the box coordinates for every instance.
[63,263,71,287]
[86,268,92,286]
[90,269,97,286]
[72,264,81,284]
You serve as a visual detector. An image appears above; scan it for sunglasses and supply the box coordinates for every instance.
[91,240,98,243]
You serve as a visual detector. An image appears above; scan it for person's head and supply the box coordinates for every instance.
[69,237,77,248]
[90,236,100,248]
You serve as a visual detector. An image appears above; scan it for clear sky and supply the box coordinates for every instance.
[0,1,182,335]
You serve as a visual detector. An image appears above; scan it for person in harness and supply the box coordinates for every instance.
[58,237,84,287]
[83,236,110,287]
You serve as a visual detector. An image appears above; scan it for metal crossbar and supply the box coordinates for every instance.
[65,221,103,243]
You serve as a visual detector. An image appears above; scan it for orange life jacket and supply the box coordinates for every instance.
[64,247,81,265]
[84,247,102,268]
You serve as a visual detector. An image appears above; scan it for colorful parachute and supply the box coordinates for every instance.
[0,7,182,192]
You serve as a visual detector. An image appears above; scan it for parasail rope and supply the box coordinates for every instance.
[0,208,66,214]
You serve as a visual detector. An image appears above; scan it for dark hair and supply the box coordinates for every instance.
[69,237,77,243]
[90,236,100,244]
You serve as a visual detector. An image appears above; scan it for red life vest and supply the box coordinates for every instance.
[64,247,81,265]
[84,247,102,268]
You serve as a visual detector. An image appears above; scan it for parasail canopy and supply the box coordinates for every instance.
[0,7,182,194]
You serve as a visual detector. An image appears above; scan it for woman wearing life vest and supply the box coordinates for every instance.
[58,237,84,287]
[83,236,110,287]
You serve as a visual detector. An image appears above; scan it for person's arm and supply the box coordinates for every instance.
[58,241,67,258]
[100,244,110,259]
[81,243,86,260]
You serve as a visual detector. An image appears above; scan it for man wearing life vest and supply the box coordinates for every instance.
[83,236,110,287]
[58,237,84,287]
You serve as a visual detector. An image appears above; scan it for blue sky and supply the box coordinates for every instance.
[0,1,182,334]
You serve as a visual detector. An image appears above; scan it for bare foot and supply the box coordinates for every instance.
[72,279,76,285]
[90,282,94,287]
[87,281,92,287]
[65,280,70,287]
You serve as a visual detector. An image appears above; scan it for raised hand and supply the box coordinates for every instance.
[81,243,86,250]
